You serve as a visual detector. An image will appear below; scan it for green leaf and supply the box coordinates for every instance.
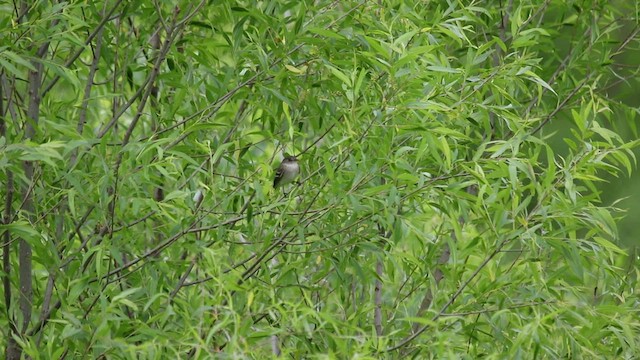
[325,64,351,87]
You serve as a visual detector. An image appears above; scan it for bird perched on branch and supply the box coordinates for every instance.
[273,155,300,188]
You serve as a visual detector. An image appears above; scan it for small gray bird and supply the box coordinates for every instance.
[273,156,300,188]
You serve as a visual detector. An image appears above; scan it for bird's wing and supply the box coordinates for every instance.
[273,167,284,187]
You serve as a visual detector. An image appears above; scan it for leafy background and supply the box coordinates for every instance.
[1,0,639,358]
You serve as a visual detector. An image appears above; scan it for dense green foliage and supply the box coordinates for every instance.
[1,0,639,358]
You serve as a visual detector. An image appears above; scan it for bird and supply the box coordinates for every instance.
[273,155,300,188]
